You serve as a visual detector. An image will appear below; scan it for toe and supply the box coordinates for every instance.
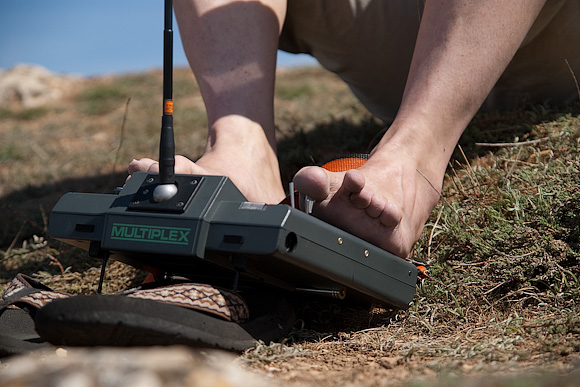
[293,166,331,201]
[175,155,199,174]
[128,158,157,174]
[365,195,387,218]
[349,190,373,209]
[379,203,403,228]
[146,162,160,173]
[341,170,365,194]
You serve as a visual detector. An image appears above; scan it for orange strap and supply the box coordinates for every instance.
[321,154,368,172]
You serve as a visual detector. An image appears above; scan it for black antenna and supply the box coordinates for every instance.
[153,0,178,202]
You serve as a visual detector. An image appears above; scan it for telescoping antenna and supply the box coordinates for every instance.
[153,0,178,202]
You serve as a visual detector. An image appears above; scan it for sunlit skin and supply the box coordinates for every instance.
[130,0,546,258]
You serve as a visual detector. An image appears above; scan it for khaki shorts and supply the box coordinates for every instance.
[280,0,580,122]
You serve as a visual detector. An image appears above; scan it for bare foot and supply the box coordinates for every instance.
[292,148,441,259]
[128,120,286,204]
[128,153,285,204]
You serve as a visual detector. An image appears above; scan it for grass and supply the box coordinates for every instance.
[0,107,49,121]
[79,84,130,115]
[1,66,580,385]
[241,340,308,364]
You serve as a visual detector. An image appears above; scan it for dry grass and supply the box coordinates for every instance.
[1,66,580,385]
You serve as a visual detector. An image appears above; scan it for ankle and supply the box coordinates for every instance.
[207,115,276,152]
[372,123,451,188]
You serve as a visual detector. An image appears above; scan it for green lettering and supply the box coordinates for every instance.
[111,225,126,238]
[178,230,190,242]
[150,228,162,240]
[110,223,191,245]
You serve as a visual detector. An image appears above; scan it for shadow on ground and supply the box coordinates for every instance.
[0,172,128,248]
[3,102,577,248]
[276,102,579,186]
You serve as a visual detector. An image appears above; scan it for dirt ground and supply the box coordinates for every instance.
[1,65,580,386]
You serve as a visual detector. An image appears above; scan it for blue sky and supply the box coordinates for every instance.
[0,0,317,76]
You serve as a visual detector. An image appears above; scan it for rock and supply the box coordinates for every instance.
[0,64,80,109]
[0,346,268,387]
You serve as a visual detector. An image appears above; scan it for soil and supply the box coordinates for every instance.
[1,65,580,386]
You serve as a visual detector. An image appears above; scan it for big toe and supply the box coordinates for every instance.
[293,166,331,201]
[128,158,158,174]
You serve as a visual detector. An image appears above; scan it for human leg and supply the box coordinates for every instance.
[294,0,547,258]
[279,0,424,123]
[486,0,580,108]
[129,0,287,204]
